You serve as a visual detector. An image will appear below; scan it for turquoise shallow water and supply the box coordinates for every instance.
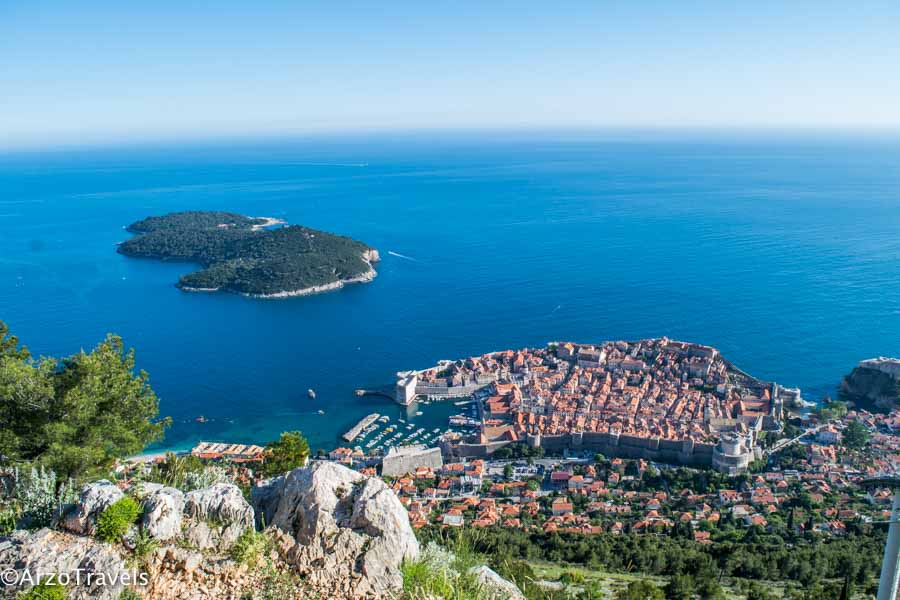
[1,131,898,451]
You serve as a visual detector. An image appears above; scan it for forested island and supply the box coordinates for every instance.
[118,211,379,297]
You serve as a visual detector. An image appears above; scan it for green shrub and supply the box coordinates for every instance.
[261,431,309,478]
[15,467,77,529]
[0,508,17,535]
[118,589,143,600]
[130,528,159,567]
[18,580,66,600]
[229,528,268,565]
[96,497,141,543]
[560,569,585,584]
[615,580,664,600]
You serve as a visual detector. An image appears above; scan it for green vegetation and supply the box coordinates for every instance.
[118,211,376,296]
[615,580,664,600]
[664,573,694,600]
[842,420,870,450]
[143,452,229,492]
[261,431,310,477]
[130,528,160,565]
[417,526,884,597]
[17,580,67,600]
[96,496,142,543]
[402,539,492,600]
[0,322,169,480]
[14,466,78,529]
[230,528,269,565]
[242,559,304,600]
[815,397,849,422]
[0,508,16,535]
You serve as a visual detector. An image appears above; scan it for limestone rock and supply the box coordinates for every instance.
[469,565,527,600]
[258,460,419,598]
[250,473,284,529]
[0,528,128,600]
[183,483,253,551]
[141,484,185,542]
[62,480,124,536]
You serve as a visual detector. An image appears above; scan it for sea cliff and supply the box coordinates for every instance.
[840,357,900,411]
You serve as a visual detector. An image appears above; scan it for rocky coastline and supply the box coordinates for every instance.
[840,357,900,411]
[179,250,380,298]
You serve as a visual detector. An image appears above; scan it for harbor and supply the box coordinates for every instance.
[342,413,380,442]
[336,398,481,456]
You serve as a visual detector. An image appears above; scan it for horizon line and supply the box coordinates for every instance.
[3,123,900,155]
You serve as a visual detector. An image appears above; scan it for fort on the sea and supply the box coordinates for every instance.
[396,338,792,474]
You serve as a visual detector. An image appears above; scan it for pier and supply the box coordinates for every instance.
[343,413,381,443]
[355,388,394,400]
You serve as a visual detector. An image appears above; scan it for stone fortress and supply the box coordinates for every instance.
[859,357,900,379]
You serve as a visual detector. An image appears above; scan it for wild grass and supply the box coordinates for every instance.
[401,535,491,600]
[230,527,270,565]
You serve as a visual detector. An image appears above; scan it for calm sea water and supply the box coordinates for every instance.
[1,131,898,452]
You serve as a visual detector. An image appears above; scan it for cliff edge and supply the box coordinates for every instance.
[840,357,900,411]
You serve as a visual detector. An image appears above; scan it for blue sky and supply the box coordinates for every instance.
[2,1,899,148]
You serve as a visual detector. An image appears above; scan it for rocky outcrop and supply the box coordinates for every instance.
[3,465,424,599]
[62,480,123,536]
[469,565,527,600]
[840,358,900,411]
[139,483,185,542]
[0,528,128,600]
[256,460,419,598]
[183,483,254,551]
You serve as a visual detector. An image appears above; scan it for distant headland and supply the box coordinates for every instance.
[117,211,379,298]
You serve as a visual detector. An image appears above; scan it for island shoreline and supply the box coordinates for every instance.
[119,211,379,299]
[180,265,378,298]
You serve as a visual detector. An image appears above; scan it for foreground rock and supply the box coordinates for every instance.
[3,466,421,599]
[183,483,254,551]
[138,483,185,542]
[0,528,128,600]
[469,565,527,600]
[62,480,124,536]
[255,460,419,598]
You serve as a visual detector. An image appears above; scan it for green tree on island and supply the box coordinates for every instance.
[262,431,310,477]
[0,321,170,479]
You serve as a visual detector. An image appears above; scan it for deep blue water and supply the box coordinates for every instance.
[1,131,898,452]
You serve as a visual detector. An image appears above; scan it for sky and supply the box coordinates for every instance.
[2,1,900,148]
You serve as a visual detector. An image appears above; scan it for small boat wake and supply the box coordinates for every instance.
[548,304,562,316]
[388,251,419,262]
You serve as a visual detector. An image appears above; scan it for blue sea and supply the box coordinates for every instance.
[1,130,898,452]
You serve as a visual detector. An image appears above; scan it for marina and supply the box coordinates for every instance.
[342,413,380,443]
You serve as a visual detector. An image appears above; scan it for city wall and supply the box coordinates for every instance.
[443,431,716,466]
[381,446,443,477]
